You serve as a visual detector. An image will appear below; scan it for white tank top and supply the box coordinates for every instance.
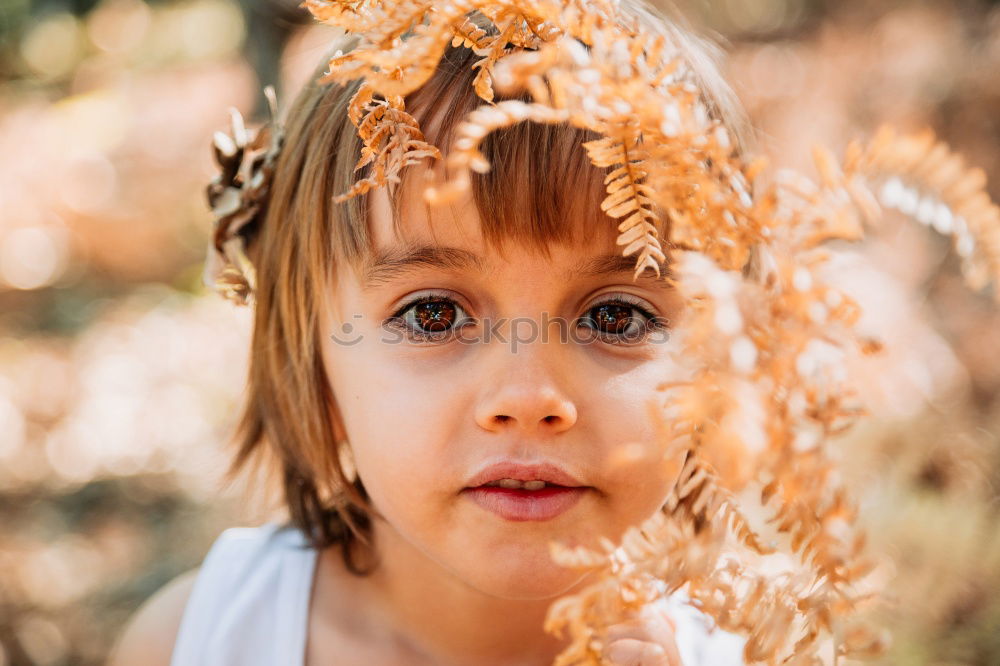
[170,523,746,665]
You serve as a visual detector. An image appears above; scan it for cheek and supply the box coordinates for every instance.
[335,359,458,515]
[592,360,685,515]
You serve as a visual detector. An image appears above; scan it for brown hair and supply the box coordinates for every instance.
[229,1,752,575]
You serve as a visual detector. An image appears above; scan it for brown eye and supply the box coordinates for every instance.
[591,304,634,335]
[387,294,472,341]
[412,300,456,332]
[579,296,666,344]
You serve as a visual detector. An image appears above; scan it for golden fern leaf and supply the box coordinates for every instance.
[300,0,377,21]
[451,15,490,50]
[491,40,562,104]
[666,448,773,556]
[422,100,571,205]
[312,1,468,98]
[516,12,560,46]
[334,95,441,203]
[470,14,520,103]
[455,10,561,103]
[582,128,666,280]
[365,0,434,47]
[847,124,1000,300]
[301,0,387,35]
[346,81,375,127]
[641,97,761,271]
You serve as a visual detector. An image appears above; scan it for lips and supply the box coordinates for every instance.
[463,460,587,489]
[463,485,587,521]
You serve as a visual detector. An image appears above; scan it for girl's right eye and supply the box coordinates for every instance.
[385,294,473,342]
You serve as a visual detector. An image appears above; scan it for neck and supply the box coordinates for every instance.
[346,520,589,666]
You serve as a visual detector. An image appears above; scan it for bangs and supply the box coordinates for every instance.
[385,43,619,264]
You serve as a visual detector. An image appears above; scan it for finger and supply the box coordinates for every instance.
[603,618,647,644]
[601,605,684,665]
[613,606,678,647]
[603,637,670,666]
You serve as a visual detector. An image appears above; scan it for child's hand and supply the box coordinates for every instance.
[600,602,684,666]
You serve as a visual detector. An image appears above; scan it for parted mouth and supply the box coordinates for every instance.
[464,460,587,490]
[479,479,571,490]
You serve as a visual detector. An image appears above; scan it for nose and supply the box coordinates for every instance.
[474,344,578,435]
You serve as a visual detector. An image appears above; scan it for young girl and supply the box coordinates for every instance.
[111,2,751,664]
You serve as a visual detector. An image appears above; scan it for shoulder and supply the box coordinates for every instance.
[108,568,199,666]
[108,524,310,666]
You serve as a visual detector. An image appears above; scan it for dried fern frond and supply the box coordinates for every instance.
[333,82,442,203]
[452,15,492,50]
[469,12,520,102]
[667,448,773,556]
[845,125,1000,300]
[582,123,665,280]
[422,100,571,204]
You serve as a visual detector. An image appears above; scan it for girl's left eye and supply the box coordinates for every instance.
[578,295,667,345]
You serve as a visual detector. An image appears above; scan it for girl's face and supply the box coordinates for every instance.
[320,167,687,600]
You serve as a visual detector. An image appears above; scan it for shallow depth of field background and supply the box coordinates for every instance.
[0,0,998,664]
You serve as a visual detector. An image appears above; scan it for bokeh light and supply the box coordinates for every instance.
[87,0,153,55]
[20,13,85,81]
[0,227,69,291]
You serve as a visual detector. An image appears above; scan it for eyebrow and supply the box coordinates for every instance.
[362,244,673,289]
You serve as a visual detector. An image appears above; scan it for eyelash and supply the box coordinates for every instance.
[384,292,668,344]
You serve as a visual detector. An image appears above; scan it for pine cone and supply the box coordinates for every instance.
[203,87,283,306]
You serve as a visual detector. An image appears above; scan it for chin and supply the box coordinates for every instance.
[455,546,595,600]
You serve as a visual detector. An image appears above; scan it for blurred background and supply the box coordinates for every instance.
[0,0,997,663]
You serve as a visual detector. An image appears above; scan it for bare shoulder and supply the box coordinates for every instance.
[107,568,199,666]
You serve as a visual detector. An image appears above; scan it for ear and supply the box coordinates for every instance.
[327,396,359,484]
[337,439,359,483]
[326,391,350,444]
